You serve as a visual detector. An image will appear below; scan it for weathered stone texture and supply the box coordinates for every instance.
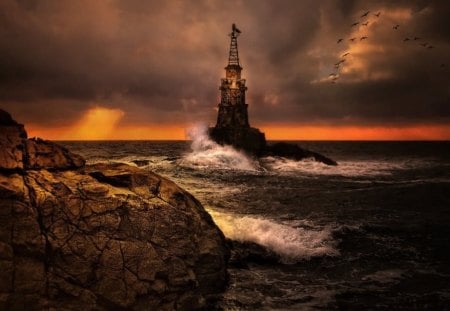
[0,109,229,310]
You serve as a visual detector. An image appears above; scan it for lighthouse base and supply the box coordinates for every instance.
[208,127,266,156]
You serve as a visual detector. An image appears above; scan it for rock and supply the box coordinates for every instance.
[0,109,85,171]
[0,110,27,171]
[264,142,338,166]
[131,159,150,167]
[227,240,280,267]
[209,127,266,156]
[0,109,229,310]
[25,138,85,170]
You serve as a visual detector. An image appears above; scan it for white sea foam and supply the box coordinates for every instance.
[261,156,409,177]
[179,124,260,171]
[208,210,339,263]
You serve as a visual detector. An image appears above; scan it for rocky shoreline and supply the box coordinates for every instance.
[0,109,229,310]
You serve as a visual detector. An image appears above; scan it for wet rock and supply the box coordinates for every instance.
[208,124,337,166]
[227,240,280,266]
[0,109,229,310]
[209,127,267,156]
[264,142,338,166]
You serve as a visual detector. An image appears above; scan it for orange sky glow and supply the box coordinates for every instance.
[25,107,450,141]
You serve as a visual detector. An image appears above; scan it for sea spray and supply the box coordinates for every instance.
[208,210,339,263]
[180,124,260,171]
[261,156,410,177]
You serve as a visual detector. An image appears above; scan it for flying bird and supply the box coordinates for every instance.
[342,52,350,57]
[349,37,357,42]
[393,24,400,30]
[337,38,344,43]
[362,21,369,26]
[360,36,368,41]
[403,38,410,42]
[351,22,360,27]
[374,12,381,17]
[413,37,421,41]
[361,11,370,18]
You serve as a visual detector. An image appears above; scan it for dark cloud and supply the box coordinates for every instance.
[0,0,449,128]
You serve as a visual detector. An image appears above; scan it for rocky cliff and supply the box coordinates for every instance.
[0,109,229,310]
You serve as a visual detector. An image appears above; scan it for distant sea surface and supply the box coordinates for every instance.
[61,136,450,310]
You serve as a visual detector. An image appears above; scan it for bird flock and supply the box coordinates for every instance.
[328,10,445,84]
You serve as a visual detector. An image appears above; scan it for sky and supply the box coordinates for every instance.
[0,0,449,140]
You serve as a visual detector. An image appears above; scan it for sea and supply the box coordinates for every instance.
[60,127,450,310]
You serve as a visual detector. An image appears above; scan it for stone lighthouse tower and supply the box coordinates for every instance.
[209,24,266,155]
[216,23,249,128]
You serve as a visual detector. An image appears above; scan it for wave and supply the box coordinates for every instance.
[208,210,339,264]
[179,124,260,171]
[261,156,411,177]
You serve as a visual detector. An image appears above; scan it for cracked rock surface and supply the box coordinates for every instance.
[0,110,229,310]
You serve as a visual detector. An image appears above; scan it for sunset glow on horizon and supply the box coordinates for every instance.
[1,1,449,142]
[24,107,450,141]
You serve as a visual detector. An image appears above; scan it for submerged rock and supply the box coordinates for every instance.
[0,109,229,310]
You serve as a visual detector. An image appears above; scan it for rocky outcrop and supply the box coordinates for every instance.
[0,109,229,310]
[0,110,85,172]
[209,127,266,156]
[0,110,27,170]
[209,126,338,166]
[264,142,338,166]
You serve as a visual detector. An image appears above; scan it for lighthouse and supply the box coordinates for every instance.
[209,24,266,155]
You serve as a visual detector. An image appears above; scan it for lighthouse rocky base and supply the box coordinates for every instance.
[209,24,337,166]
[209,127,337,166]
[208,126,266,156]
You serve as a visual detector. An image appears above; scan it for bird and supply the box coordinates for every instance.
[360,36,368,41]
[413,37,421,41]
[393,24,400,30]
[337,38,344,43]
[374,12,381,18]
[361,11,370,18]
[351,22,360,27]
[403,38,410,42]
[335,59,346,66]
[342,52,350,57]
[334,60,345,68]
[362,21,369,26]
[349,37,357,42]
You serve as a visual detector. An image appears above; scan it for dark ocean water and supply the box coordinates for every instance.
[61,133,450,310]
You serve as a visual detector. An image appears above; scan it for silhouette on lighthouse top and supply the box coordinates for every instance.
[209,24,266,155]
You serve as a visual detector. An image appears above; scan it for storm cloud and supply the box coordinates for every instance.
[0,0,449,129]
